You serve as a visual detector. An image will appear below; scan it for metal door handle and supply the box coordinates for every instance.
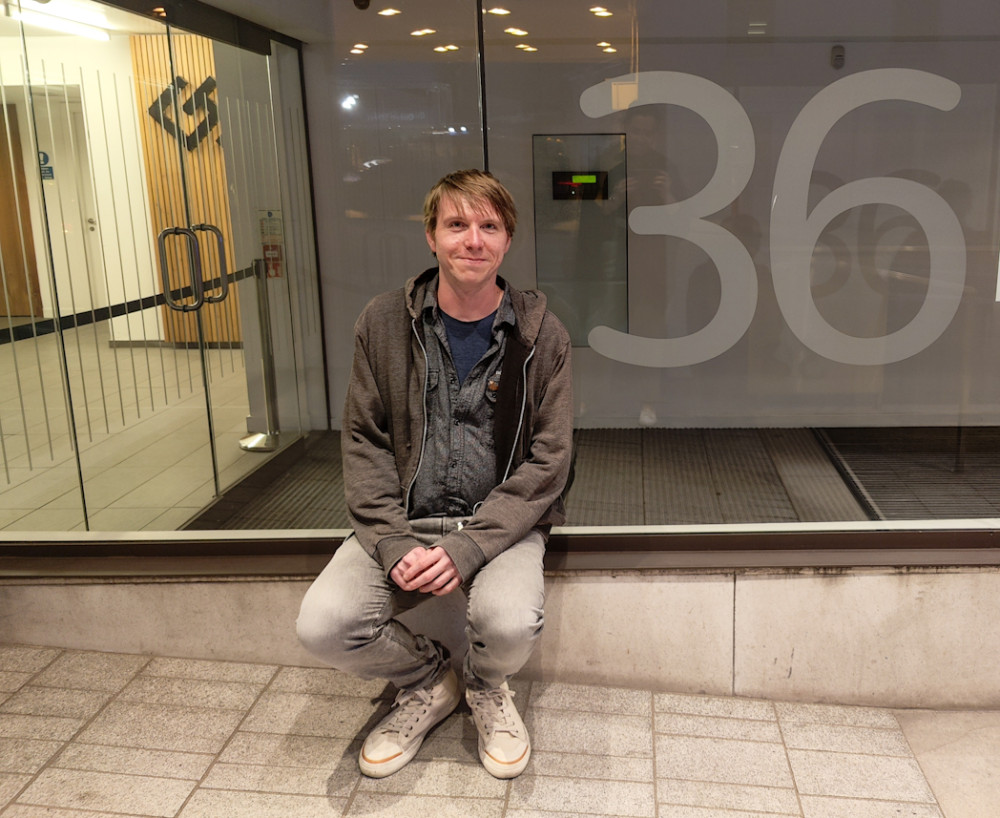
[157,226,204,312]
[191,223,229,303]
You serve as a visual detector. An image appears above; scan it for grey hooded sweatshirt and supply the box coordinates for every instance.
[342,267,574,584]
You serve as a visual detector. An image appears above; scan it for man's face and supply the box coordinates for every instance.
[426,194,511,295]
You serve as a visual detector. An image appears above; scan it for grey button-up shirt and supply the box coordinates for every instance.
[409,280,515,519]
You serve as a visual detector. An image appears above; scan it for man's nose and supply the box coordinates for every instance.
[466,226,484,246]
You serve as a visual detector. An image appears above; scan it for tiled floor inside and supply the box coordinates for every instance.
[2,645,997,818]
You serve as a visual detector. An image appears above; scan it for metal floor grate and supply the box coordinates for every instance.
[821,427,1000,520]
[198,427,872,530]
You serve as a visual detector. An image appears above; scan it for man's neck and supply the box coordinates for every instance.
[437,276,503,322]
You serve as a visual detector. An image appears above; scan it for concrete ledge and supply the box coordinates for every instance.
[2,565,998,708]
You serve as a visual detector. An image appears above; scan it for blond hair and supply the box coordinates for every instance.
[423,169,517,238]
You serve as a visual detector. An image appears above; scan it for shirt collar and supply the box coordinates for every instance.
[422,273,516,331]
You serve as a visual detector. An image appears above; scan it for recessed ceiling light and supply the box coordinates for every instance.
[411,28,436,36]
[597,41,610,47]
[350,48,365,54]
[487,7,511,14]
[504,27,528,36]
[603,46,617,53]
[590,6,613,16]
[434,44,460,52]
[353,43,368,49]
[378,8,401,15]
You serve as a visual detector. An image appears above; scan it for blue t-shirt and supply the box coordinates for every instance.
[440,309,497,383]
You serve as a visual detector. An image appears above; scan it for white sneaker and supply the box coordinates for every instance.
[466,683,531,778]
[359,668,461,778]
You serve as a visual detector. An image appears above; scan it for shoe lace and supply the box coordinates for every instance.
[380,687,434,739]
[468,687,522,739]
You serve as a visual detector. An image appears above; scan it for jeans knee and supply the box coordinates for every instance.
[296,594,359,665]
[468,604,544,652]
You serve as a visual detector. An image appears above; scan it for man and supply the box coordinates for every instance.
[297,169,573,780]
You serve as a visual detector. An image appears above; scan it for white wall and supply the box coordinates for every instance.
[1,33,162,341]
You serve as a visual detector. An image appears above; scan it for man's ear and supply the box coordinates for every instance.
[425,231,437,256]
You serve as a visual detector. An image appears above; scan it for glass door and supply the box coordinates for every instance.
[0,0,305,531]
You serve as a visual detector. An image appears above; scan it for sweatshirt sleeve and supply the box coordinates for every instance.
[341,302,424,576]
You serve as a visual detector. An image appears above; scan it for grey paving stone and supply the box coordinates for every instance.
[179,788,348,817]
[201,761,358,798]
[269,666,389,699]
[0,646,62,675]
[781,721,914,756]
[655,734,795,789]
[654,711,784,743]
[15,768,195,816]
[528,682,651,717]
[54,742,215,779]
[800,794,944,818]
[526,708,653,758]
[118,676,263,710]
[775,701,899,729]
[347,792,503,817]
[655,693,777,722]
[142,656,277,685]
[0,713,82,742]
[0,771,31,808]
[240,691,389,740]
[0,686,112,720]
[528,749,654,783]
[788,748,937,802]
[30,652,148,694]
[0,737,66,774]
[0,672,33,694]
[507,775,656,817]
[218,731,355,769]
[656,777,801,814]
[76,701,244,755]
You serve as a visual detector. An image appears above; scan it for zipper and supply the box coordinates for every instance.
[404,316,430,514]
[501,345,535,482]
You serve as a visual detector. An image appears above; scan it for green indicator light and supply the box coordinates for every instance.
[572,174,597,184]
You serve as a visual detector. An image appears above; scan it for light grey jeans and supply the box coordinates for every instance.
[296,519,546,692]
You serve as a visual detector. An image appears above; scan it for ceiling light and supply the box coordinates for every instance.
[350,48,365,54]
[504,27,528,36]
[487,7,511,14]
[7,7,111,40]
[434,44,460,52]
[378,8,401,15]
[597,41,610,47]
[353,43,369,49]
[603,46,617,53]
[411,28,436,36]
[521,46,537,52]
[590,6,613,16]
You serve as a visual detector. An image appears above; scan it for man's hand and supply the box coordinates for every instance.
[390,546,462,596]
